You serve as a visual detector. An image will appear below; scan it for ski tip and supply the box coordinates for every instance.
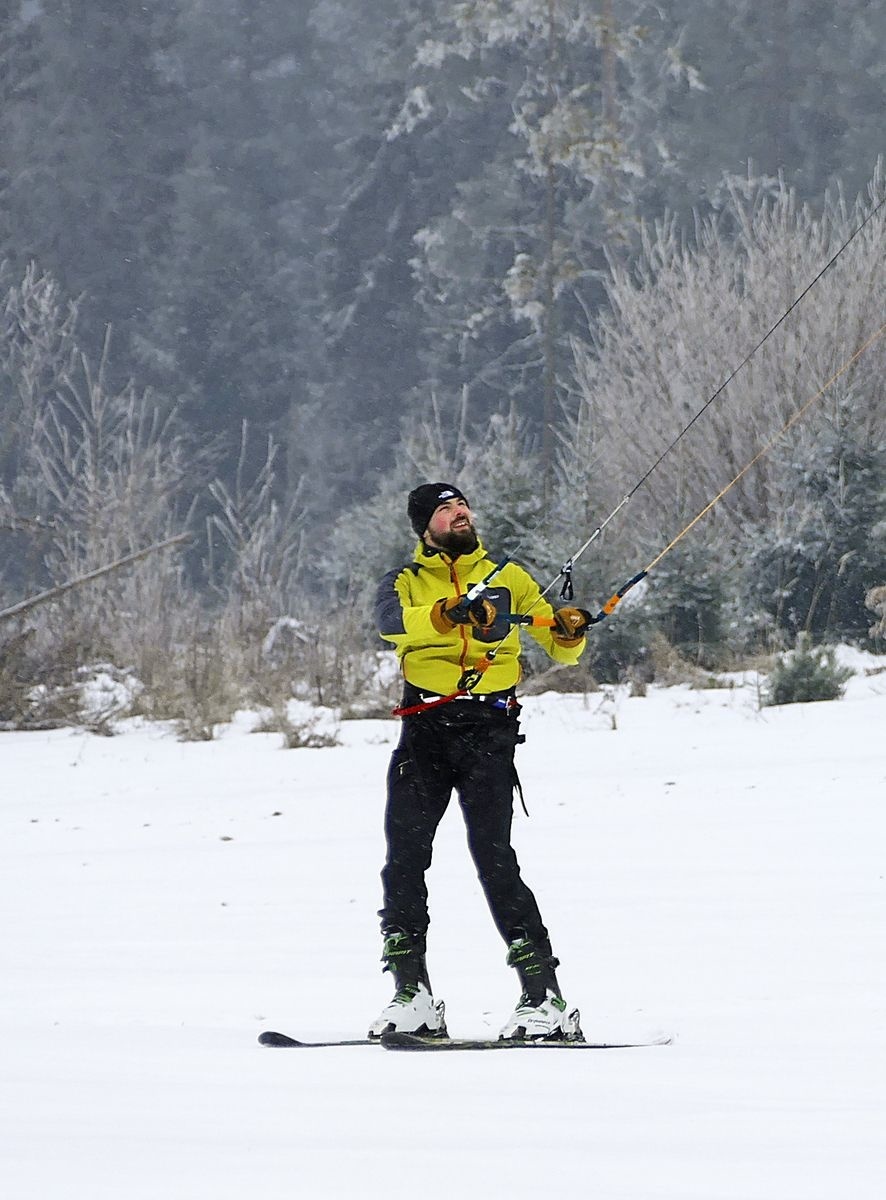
[258,1030,378,1048]
[258,1030,303,1048]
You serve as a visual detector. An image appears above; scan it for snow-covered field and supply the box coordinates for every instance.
[2,652,885,1199]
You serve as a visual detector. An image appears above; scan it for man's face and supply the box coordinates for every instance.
[424,497,479,555]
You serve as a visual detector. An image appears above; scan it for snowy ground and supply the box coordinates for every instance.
[2,651,885,1199]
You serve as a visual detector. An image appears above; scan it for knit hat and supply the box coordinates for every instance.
[407,482,469,538]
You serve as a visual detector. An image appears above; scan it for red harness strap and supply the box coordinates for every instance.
[391,690,467,718]
[391,654,497,718]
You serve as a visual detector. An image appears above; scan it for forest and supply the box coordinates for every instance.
[1,0,884,731]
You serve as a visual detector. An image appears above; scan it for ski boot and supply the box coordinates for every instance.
[499,934,582,1041]
[368,929,447,1039]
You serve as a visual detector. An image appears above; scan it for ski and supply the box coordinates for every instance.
[258,1030,375,1048]
[379,1031,673,1051]
[258,1029,672,1050]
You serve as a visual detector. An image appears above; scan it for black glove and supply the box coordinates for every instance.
[552,606,592,643]
[432,594,497,632]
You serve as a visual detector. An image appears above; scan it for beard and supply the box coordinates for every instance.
[431,522,479,556]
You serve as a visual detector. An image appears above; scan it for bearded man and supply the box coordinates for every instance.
[370,482,590,1041]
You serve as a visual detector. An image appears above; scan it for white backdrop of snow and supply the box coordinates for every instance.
[2,648,885,1199]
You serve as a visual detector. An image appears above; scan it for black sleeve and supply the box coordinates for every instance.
[374,567,407,635]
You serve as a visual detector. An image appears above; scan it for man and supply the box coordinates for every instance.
[370,482,590,1041]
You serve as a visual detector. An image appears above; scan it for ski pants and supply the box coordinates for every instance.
[379,698,551,955]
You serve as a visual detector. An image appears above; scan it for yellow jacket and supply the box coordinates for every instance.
[375,540,585,695]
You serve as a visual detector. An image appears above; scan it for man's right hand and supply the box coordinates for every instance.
[432,594,497,631]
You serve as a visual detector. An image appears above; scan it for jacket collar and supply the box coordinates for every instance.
[414,538,489,573]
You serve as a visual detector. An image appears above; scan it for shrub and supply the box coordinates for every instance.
[764,636,853,706]
[252,700,341,749]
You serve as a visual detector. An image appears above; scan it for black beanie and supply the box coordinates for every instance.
[407,482,469,537]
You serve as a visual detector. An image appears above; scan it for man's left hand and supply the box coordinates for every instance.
[552,606,592,642]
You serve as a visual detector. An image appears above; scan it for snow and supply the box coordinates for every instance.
[3,657,886,1199]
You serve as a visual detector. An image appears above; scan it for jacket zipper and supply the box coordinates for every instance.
[448,558,471,678]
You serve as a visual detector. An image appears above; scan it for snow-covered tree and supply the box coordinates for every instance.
[564,167,886,649]
[567,170,886,532]
[406,0,683,500]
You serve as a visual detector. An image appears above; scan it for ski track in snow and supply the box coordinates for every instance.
[2,651,885,1199]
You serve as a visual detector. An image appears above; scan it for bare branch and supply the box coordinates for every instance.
[0,533,192,623]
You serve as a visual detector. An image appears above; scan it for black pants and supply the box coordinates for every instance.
[379,700,551,953]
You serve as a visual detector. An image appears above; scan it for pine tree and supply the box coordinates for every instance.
[0,1,184,369]
[303,0,466,512]
[140,0,326,482]
[745,427,886,645]
[407,0,680,503]
[652,0,886,214]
